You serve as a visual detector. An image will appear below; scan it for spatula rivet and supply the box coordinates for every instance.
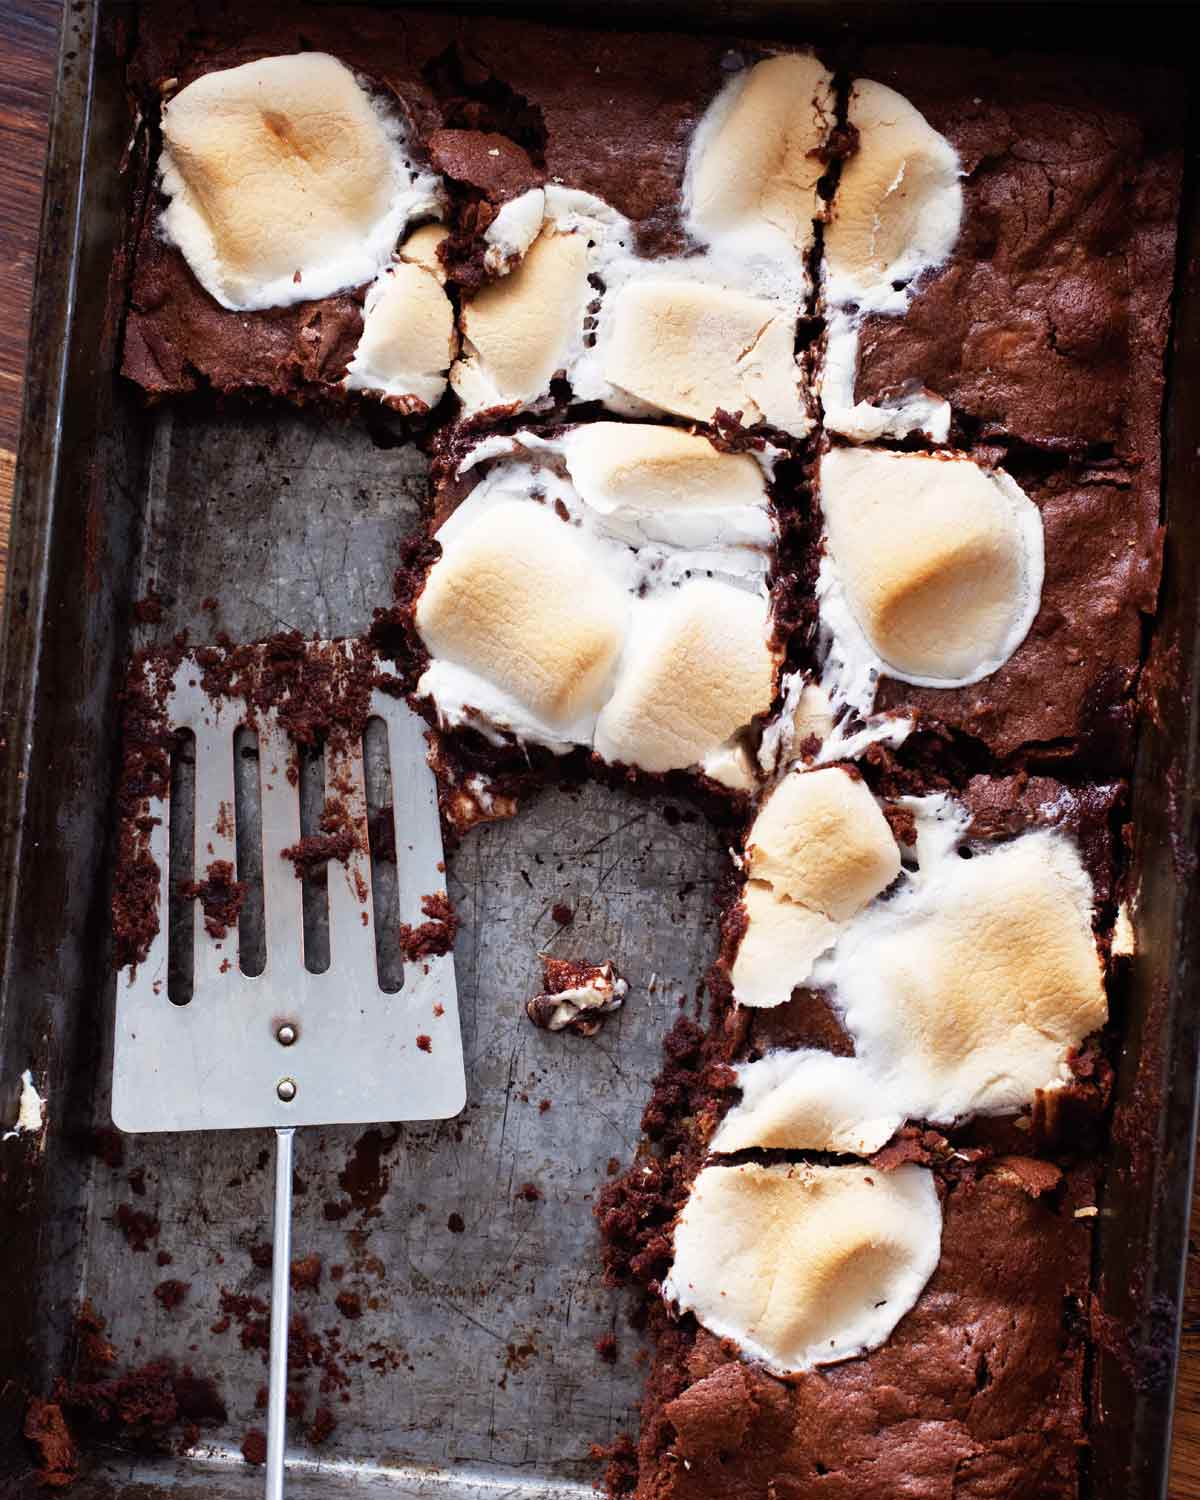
[276,1077,297,1103]
[276,1023,297,1047]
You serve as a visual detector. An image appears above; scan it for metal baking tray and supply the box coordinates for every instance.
[1,3,1197,1497]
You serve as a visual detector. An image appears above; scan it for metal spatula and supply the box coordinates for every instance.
[111,643,466,1498]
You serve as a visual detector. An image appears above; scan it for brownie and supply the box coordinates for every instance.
[630,1165,1096,1500]
[851,48,1183,465]
[121,2,754,399]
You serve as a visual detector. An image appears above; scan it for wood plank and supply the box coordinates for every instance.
[0,4,1198,1494]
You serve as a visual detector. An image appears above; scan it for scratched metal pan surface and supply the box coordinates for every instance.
[0,2,1198,1498]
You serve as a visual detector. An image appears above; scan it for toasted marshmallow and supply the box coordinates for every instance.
[702,740,759,793]
[594,581,777,774]
[791,681,836,747]
[159,54,438,311]
[729,768,898,1006]
[344,256,456,409]
[415,501,627,728]
[564,423,767,521]
[452,229,591,412]
[484,188,547,274]
[602,281,811,437]
[747,767,900,920]
[711,1051,903,1155]
[823,824,1107,1121]
[819,447,1044,703]
[729,880,837,1009]
[685,53,834,260]
[825,79,962,311]
[418,433,777,760]
[664,1162,941,1373]
[758,673,834,773]
[400,222,449,283]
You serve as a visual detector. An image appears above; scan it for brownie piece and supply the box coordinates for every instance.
[850,47,1183,464]
[630,1165,1095,1500]
[873,459,1162,763]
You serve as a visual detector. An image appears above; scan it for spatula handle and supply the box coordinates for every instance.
[266,1126,296,1500]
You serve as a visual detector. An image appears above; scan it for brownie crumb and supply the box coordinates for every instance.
[241,1429,268,1466]
[416,1033,433,1053]
[24,1398,78,1491]
[155,1249,173,1268]
[308,1406,337,1446]
[594,1333,619,1363]
[516,1182,542,1203]
[249,1242,273,1269]
[153,1279,190,1312]
[883,802,919,848]
[115,1204,160,1252]
[335,1291,363,1320]
[551,901,574,926]
[180,858,247,939]
[526,956,626,1036]
[290,1254,323,1291]
[399,891,460,960]
[447,1212,466,1233]
[590,1433,638,1497]
[133,588,165,625]
[281,826,357,877]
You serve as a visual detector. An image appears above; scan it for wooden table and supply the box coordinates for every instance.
[1,4,1199,1494]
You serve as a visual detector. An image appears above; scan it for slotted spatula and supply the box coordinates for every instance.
[112,643,466,1498]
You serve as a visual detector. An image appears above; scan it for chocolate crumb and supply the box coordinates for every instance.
[447,1212,466,1233]
[308,1406,337,1445]
[180,858,246,939]
[115,1204,160,1252]
[153,1280,190,1312]
[241,1429,268,1466]
[335,1291,363,1320]
[399,891,459,960]
[290,1254,323,1291]
[24,1398,78,1491]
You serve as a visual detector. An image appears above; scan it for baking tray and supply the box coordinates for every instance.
[0,3,1197,1497]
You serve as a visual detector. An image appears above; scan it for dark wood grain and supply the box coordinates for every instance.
[0,0,60,591]
[0,3,1198,1493]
